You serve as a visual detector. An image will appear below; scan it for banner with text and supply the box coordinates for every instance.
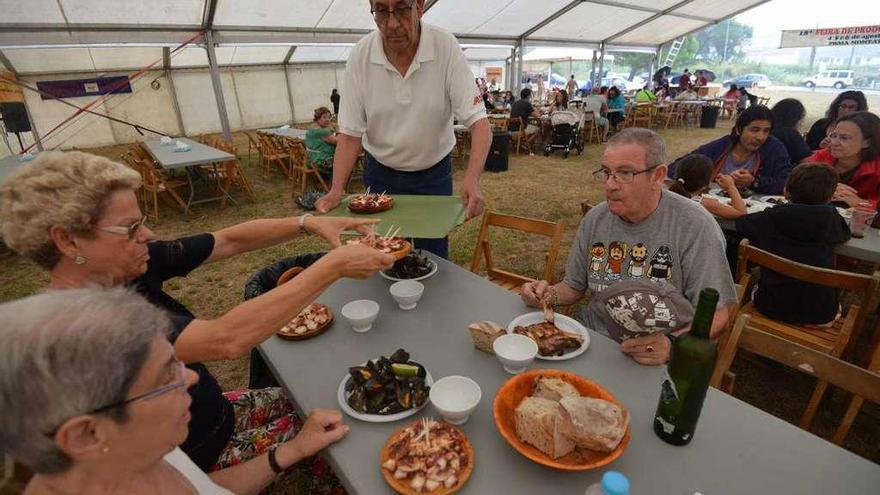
[780,25,880,48]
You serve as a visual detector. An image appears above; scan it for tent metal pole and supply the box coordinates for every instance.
[163,47,186,137]
[597,42,606,86]
[283,47,297,123]
[205,31,233,142]
[517,38,524,93]
[589,49,597,88]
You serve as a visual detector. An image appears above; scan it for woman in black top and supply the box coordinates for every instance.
[805,90,868,150]
[0,151,394,482]
[770,98,812,164]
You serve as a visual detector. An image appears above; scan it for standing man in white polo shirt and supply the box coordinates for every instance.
[315,0,492,258]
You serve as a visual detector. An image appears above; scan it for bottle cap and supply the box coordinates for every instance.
[601,471,630,495]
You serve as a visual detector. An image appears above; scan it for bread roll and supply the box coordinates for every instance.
[468,320,505,354]
[558,396,629,453]
[532,377,580,402]
[514,397,575,459]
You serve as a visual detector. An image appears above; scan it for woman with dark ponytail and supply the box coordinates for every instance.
[669,154,748,219]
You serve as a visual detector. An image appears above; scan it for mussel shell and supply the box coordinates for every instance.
[364,376,385,393]
[346,385,367,412]
[366,390,387,414]
[390,348,410,364]
[396,380,413,409]
[348,366,371,383]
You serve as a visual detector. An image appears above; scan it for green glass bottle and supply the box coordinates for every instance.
[653,288,719,446]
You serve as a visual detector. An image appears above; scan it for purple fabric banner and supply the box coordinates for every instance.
[36,76,132,100]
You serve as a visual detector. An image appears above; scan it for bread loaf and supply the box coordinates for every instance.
[514,397,576,459]
[558,396,629,453]
[532,377,580,402]
[468,320,505,354]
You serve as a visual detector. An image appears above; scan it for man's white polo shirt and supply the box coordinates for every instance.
[339,23,486,172]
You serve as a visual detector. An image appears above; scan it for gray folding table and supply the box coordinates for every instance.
[0,152,39,182]
[259,255,880,494]
[259,127,308,140]
[142,138,234,214]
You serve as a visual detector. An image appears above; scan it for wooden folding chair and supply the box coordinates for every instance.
[757,96,770,107]
[258,134,292,178]
[509,117,529,154]
[628,102,653,128]
[121,153,187,221]
[289,141,330,195]
[488,115,509,132]
[469,211,565,293]
[732,239,880,428]
[244,132,263,167]
[205,140,256,207]
[711,314,880,445]
[582,111,602,145]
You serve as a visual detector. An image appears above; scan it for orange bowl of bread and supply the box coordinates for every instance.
[493,369,630,471]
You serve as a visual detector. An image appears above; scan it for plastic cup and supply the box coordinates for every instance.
[850,206,875,238]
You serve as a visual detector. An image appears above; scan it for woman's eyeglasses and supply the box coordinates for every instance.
[97,215,147,240]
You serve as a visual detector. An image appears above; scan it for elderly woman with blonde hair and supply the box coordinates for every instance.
[0,288,348,495]
[0,151,393,489]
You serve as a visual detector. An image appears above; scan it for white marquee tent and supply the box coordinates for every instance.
[0,0,772,156]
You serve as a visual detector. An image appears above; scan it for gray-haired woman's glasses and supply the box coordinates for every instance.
[97,215,147,240]
[46,360,187,436]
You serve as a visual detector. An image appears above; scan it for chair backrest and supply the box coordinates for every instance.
[736,239,878,293]
[711,313,880,443]
[469,211,565,286]
[488,116,509,131]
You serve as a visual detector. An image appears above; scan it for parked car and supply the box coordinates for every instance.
[722,74,772,89]
[802,70,854,89]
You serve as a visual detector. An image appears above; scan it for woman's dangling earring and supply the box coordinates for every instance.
[74,254,88,265]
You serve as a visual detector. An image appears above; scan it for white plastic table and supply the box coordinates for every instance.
[258,255,880,494]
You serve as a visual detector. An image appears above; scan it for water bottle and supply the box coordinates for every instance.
[584,471,630,495]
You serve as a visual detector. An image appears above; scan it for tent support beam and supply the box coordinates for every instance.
[202,0,219,30]
[283,47,297,123]
[424,0,441,13]
[163,47,186,137]
[604,0,700,44]
[517,39,525,93]
[520,0,583,39]
[205,31,233,142]
[596,42,606,86]
[586,0,713,23]
[0,50,44,151]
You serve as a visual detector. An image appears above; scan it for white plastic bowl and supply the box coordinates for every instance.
[493,334,538,374]
[340,300,379,333]
[429,376,482,425]
[389,280,424,310]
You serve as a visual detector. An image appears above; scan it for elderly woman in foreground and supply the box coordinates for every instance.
[0,151,393,490]
[0,288,348,495]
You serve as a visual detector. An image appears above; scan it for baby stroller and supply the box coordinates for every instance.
[544,110,584,158]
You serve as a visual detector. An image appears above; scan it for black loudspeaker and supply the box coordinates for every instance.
[0,102,31,133]
[485,131,510,172]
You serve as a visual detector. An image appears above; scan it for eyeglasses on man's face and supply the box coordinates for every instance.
[97,215,148,240]
[591,164,661,184]
[371,0,416,25]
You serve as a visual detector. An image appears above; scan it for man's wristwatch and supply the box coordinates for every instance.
[267,444,284,475]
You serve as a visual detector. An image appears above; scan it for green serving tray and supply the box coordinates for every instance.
[322,194,466,239]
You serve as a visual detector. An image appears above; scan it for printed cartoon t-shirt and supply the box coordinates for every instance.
[564,189,737,336]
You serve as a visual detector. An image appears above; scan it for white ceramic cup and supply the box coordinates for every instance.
[340,300,379,333]
[389,280,424,310]
[429,376,482,425]
[493,334,538,374]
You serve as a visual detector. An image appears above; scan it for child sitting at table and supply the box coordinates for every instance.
[735,163,851,326]
[668,154,748,219]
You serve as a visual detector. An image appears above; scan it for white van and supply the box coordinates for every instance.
[802,70,855,89]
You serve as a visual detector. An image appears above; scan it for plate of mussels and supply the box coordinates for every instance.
[338,348,433,422]
[379,251,438,282]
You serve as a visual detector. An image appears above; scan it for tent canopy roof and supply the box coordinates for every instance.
[0,0,771,74]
